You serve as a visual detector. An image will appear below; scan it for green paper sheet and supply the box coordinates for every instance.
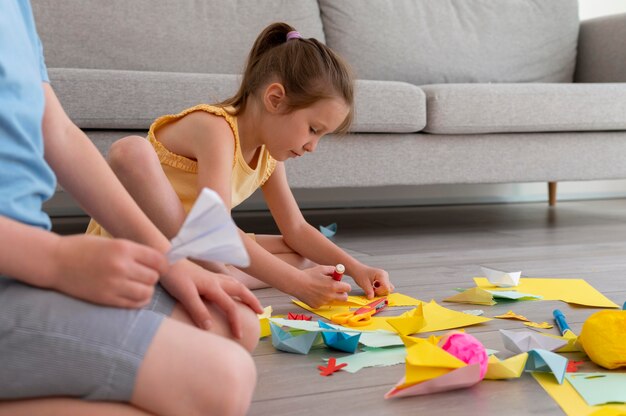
[566,373,626,406]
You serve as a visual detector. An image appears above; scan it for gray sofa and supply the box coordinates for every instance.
[32,0,626,212]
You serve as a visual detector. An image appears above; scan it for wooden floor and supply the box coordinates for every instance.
[231,199,626,416]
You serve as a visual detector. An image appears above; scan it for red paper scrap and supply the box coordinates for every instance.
[318,357,347,376]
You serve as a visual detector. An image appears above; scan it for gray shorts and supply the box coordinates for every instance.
[0,276,176,402]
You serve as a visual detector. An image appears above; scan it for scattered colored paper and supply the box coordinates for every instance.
[287,312,311,320]
[318,321,361,353]
[543,330,582,353]
[566,373,626,406]
[481,266,521,287]
[463,309,485,316]
[533,373,626,416]
[487,290,542,301]
[494,310,530,322]
[270,322,320,354]
[258,305,272,338]
[484,353,528,380]
[167,188,249,266]
[500,329,567,353]
[319,223,337,238]
[526,349,568,384]
[329,346,407,373]
[384,336,484,399]
[474,277,619,308]
[318,357,347,376]
[386,365,482,399]
[270,318,403,348]
[567,361,584,373]
[444,287,541,306]
[386,300,492,335]
[333,293,422,308]
[524,321,554,329]
[443,287,496,306]
[295,298,490,333]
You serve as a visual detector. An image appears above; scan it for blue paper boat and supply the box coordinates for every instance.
[318,321,361,353]
[270,322,320,354]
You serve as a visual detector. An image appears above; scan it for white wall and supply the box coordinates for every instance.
[579,0,626,19]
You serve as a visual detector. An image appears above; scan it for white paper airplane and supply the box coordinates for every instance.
[167,188,249,267]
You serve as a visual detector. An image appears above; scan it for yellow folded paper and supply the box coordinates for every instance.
[258,305,273,338]
[294,298,491,333]
[401,338,466,387]
[484,353,528,380]
[443,287,496,306]
[494,310,530,322]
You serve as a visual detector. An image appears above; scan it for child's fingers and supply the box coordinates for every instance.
[198,283,242,339]
[218,277,264,314]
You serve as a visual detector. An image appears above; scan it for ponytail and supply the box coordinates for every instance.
[218,22,354,134]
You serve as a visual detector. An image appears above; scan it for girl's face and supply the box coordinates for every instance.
[262,90,350,161]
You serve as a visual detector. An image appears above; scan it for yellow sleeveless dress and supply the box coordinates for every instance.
[86,104,277,237]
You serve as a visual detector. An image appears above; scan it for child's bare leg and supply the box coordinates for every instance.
[0,299,259,416]
[0,398,152,416]
[131,316,256,416]
[108,135,186,239]
[168,298,260,353]
[228,235,316,289]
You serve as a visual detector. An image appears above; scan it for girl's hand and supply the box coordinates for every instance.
[295,265,352,309]
[52,234,168,307]
[353,266,394,299]
[160,259,263,339]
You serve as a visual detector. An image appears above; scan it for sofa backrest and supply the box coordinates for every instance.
[319,0,580,84]
[31,0,325,74]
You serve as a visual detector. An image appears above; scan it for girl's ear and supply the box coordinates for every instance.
[263,82,287,113]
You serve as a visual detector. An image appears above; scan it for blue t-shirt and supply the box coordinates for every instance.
[0,0,56,230]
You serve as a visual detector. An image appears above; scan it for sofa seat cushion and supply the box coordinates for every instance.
[49,69,426,134]
[422,83,626,134]
[353,80,425,133]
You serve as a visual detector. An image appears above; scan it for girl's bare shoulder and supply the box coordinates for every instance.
[158,108,235,158]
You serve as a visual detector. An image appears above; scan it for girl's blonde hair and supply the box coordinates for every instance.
[219,22,354,134]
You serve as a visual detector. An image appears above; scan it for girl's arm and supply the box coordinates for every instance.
[40,84,262,332]
[262,163,394,298]
[188,113,351,307]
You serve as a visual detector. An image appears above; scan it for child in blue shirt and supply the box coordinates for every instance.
[0,1,262,415]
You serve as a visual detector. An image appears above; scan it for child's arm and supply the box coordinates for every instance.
[184,112,353,307]
[0,214,167,308]
[40,84,262,332]
[262,163,394,299]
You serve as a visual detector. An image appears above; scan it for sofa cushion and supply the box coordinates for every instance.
[32,0,324,74]
[49,69,426,134]
[421,83,626,134]
[319,0,579,85]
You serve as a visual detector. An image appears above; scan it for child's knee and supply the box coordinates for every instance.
[107,135,153,174]
[196,343,257,415]
[238,302,261,352]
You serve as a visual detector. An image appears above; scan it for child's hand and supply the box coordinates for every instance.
[354,266,394,299]
[295,265,352,309]
[52,234,168,307]
[160,260,263,339]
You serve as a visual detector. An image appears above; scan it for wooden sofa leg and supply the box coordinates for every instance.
[548,182,557,206]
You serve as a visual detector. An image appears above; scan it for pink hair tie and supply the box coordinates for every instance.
[286,31,302,41]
